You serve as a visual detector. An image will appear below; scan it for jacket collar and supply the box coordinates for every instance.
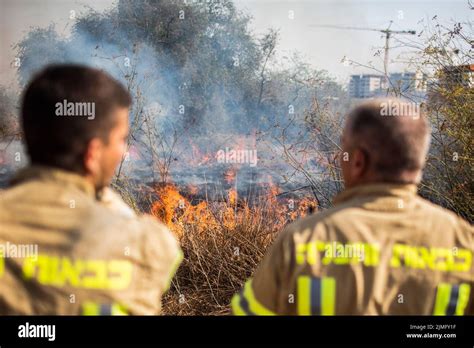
[10,165,96,198]
[333,183,418,205]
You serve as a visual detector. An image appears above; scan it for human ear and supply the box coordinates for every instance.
[351,147,369,179]
[83,138,103,176]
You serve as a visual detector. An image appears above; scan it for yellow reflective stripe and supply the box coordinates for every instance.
[297,276,311,315]
[297,276,336,315]
[0,256,4,278]
[163,250,183,293]
[455,284,470,315]
[242,280,276,315]
[231,293,246,316]
[82,302,128,315]
[111,303,128,316]
[82,302,100,316]
[433,283,452,315]
[321,277,336,315]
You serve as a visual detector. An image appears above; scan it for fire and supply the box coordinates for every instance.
[265,175,280,202]
[287,197,317,221]
[228,188,237,206]
[187,184,199,196]
[223,168,237,185]
[151,184,186,227]
[187,139,213,166]
[150,181,318,237]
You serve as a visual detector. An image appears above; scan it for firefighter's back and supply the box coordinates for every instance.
[287,183,473,315]
[0,166,182,315]
[231,99,473,316]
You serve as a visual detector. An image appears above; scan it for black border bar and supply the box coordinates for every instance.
[0,316,473,346]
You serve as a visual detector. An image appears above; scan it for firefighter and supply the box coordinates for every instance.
[0,65,182,315]
[232,98,473,315]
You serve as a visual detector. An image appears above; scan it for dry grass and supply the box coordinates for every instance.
[161,210,279,315]
[110,179,316,315]
[147,184,315,315]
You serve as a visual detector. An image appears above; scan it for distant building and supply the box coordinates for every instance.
[348,74,383,99]
[349,72,427,100]
[428,64,473,107]
[389,72,427,94]
[438,64,474,88]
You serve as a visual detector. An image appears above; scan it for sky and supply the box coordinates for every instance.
[0,0,471,89]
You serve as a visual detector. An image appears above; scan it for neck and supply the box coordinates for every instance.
[346,171,422,189]
[84,173,99,192]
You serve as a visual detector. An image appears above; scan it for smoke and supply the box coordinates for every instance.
[9,0,348,199]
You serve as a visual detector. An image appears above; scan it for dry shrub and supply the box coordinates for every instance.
[151,184,316,315]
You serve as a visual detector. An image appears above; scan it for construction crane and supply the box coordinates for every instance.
[310,21,416,86]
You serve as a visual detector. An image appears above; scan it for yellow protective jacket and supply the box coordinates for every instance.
[0,165,182,315]
[232,183,474,315]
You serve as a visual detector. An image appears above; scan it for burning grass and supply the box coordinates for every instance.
[150,183,316,315]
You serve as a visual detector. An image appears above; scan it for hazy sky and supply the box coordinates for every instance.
[0,0,471,88]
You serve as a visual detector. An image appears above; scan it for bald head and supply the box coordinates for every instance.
[341,98,431,187]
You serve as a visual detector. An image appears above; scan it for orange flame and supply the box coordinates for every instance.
[151,182,318,236]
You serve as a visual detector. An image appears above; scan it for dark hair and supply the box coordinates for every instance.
[347,98,430,182]
[21,64,132,174]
